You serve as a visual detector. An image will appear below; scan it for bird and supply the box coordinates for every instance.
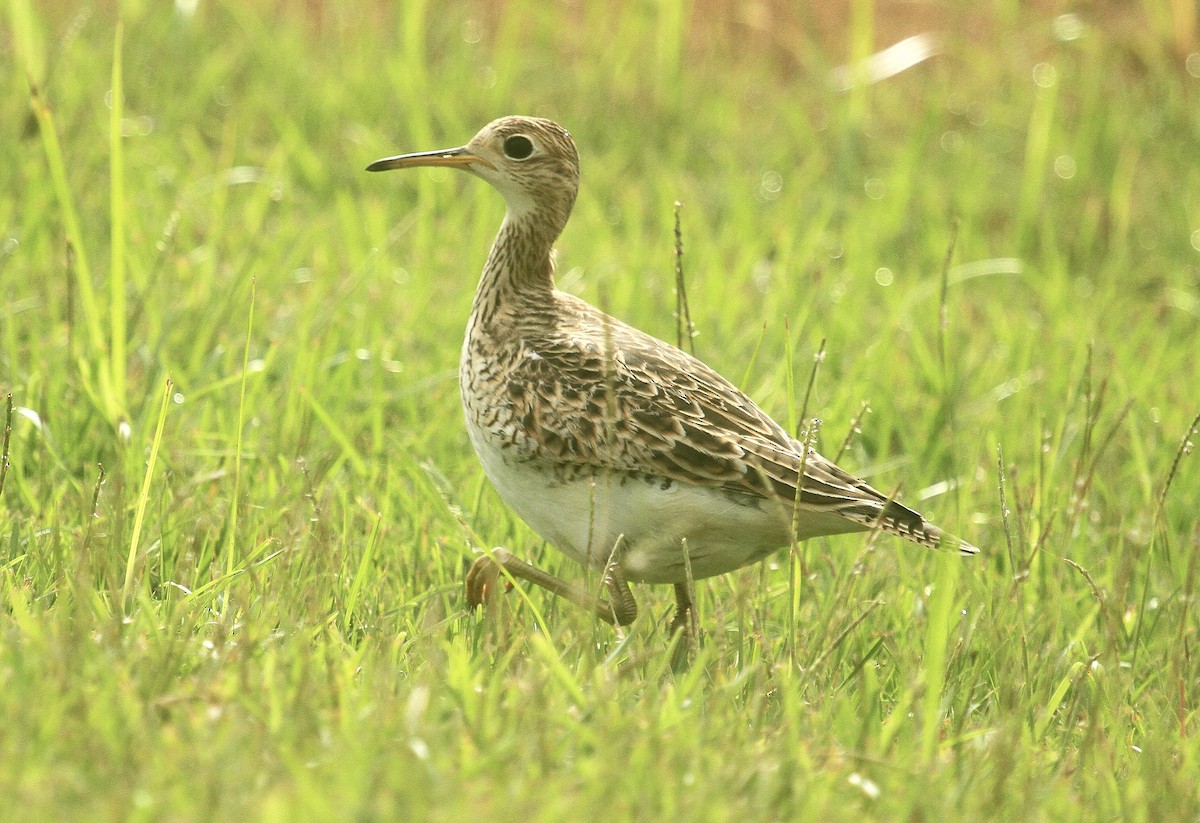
[367,115,978,643]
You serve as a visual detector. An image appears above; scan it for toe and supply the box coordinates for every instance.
[465,557,497,608]
[464,549,512,607]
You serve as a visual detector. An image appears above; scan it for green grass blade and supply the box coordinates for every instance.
[108,21,127,417]
[1034,661,1085,741]
[922,551,959,762]
[1018,64,1058,244]
[529,633,586,706]
[226,278,257,577]
[300,387,368,478]
[27,87,104,359]
[122,377,172,607]
[8,0,46,83]
[343,513,382,633]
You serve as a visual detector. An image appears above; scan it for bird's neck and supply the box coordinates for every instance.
[470,211,559,327]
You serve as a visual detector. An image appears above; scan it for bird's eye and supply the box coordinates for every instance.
[503,135,535,160]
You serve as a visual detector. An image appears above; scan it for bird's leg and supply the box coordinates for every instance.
[668,582,696,670]
[466,547,638,626]
[669,582,694,636]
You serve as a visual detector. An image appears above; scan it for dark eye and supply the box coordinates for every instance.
[503,135,534,160]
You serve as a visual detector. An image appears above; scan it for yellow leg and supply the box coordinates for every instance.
[465,547,639,626]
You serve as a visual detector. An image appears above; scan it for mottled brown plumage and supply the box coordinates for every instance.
[368,115,977,637]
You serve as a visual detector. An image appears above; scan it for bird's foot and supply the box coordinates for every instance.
[465,547,516,608]
[669,605,691,637]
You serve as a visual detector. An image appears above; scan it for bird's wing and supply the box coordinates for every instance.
[503,296,977,554]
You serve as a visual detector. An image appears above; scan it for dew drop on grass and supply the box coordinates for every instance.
[1187,53,1200,78]
[121,116,155,137]
[462,18,483,44]
[756,171,782,202]
[752,259,772,294]
[405,685,430,733]
[1032,63,1057,88]
[849,772,881,799]
[226,166,263,186]
[1190,229,1200,252]
[1053,155,1077,179]
[1052,14,1083,42]
[940,130,963,153]
[864,177,885,200]
[874,267,894,287]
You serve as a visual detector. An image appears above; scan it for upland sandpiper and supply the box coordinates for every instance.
[368,116,977,641]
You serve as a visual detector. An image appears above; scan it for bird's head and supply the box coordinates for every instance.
[368,115,580,235]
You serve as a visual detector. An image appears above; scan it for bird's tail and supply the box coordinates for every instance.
[869,498,980,556]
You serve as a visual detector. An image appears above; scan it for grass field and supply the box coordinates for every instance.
[3,0,1200,819]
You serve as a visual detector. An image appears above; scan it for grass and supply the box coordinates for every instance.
[2,0,1200,819]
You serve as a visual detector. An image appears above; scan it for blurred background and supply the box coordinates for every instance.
[6,0,1198,516]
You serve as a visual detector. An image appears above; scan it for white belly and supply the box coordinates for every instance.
[466,423,794,584]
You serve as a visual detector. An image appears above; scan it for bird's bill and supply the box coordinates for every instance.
[365,146,494,172]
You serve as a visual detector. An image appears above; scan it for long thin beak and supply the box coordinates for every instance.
[365,146,494,173]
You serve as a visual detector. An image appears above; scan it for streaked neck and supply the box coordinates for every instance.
[470,211,557,327]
